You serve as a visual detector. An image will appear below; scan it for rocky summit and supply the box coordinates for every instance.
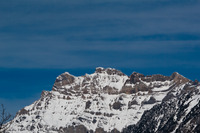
[4,67,200,133]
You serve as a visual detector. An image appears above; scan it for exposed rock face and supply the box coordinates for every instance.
[5,68,200,133]
[53,72,75,89]
[122,82,200,133]
[129,72,145,84]
[95,67,125,76]
[170,72,190,84]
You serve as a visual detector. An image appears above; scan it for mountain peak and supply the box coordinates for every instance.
[52,72,75,91]
[130,72,145,77]
[170,72,190,84]
[95,67,125,76]
[6,69,199,133]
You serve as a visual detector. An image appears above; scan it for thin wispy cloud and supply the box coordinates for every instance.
[0,0,199,69]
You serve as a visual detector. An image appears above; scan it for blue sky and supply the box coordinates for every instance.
[0,0,200,115]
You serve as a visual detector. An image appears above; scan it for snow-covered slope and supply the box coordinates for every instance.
[5,67,200,133]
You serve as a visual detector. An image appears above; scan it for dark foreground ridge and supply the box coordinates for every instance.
[3,67,200,133]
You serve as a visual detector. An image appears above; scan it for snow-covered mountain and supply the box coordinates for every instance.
[5,67,200,133]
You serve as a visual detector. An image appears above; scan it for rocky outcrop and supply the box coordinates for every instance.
[170,72,190,84]
[53,72,75,90]
[129,72,145,84]
[95,67,125,76]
